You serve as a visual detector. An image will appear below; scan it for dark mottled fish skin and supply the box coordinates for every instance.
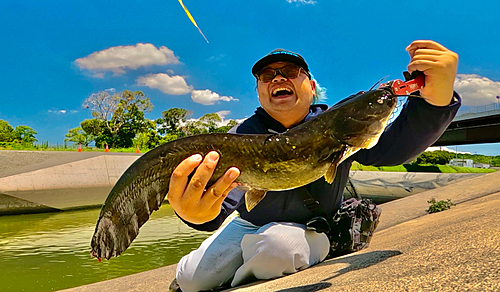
[91,88,397,260]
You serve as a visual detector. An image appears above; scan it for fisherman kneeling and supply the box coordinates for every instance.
[167,40,460,292]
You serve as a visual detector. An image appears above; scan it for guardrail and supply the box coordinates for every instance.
[456,102,500,117]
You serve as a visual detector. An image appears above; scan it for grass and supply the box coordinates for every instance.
[351,161,496,174]
[1,144,497,173]
[0,143,146,153]
[426,198,456,213]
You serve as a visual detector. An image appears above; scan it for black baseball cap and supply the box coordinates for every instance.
[252,49,310,77]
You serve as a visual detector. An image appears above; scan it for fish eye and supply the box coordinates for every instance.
[376,98,384,104]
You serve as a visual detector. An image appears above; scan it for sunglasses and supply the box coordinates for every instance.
[255,64,310,82]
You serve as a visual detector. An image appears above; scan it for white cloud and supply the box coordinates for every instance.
[454,74,500,107]
[181,111,245,128]
[137,73,193,95]
[191,89,238,105]
[213,110,247,126]
[215,110,231,119]
[286,0,317,5]
[92,72,105,78]
[426,146,471,154]
[48,109,78,114]
[75,43,180,76]
[207,54,226,62]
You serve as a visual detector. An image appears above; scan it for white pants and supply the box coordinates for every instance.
[176,216,330,292]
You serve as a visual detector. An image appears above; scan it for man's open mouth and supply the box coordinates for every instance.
[272,87,294,97]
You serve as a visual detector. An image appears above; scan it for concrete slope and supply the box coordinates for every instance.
[377,169,500,231]
[0,153,141,213]
[228,191,500,292]
[349,170,483,202]
[0,151,137,178]
[61,170,500,292]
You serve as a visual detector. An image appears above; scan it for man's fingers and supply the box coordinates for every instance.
[406,40,452,60]
[407,60,434,73]
[202,167,240,206]
[410,48,446,57]
[167,154,203,202]
[406,40,449,53]
[183,151,220,200]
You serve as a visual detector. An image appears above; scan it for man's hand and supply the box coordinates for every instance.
[167,151,240,225]
[406,40,458,106]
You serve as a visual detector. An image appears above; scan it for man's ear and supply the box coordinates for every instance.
[310,79,316,96]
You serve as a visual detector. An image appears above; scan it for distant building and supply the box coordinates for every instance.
[449,159,473,168]
[473,162,491,169]
[449,159,490,169]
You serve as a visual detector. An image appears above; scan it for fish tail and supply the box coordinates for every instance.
[91,144,178,259]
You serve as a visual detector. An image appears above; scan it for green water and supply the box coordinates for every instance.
[0,205,211,291]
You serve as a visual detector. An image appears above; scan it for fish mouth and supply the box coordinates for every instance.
[328,89,397,149]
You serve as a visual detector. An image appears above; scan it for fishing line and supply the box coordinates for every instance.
[389,94,422,122]
[177,0,209,43]
[368,76,390,91]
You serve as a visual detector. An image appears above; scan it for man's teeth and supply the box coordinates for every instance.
[272,87,292,95]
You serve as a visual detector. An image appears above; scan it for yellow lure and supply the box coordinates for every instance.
[177,0,209,43]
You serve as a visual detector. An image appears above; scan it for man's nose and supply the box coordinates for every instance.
[272,73,287,83]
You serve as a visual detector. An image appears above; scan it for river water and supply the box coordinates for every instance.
[0,205,211,292]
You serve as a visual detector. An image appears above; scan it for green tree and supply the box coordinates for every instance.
[80,119,108,147]
[199,113,222,133]
[80,119,106,137]
[182,113,222,136]
[183,120,205,136]
[415,150,454,165]
[134,120,163,150]
[65,127,94,147]
[0,120,15,142]
[83,90,153,148]
[214,120,238,133]
[133,132,150,150]
[13,125,38,144]
[181,113,238,136]
[157,108,192,137]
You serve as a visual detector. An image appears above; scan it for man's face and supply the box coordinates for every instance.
[256,61,316,127]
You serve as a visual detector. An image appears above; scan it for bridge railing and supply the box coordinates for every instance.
[456,102,500,117]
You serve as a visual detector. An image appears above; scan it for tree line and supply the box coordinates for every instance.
[64,89,237,150]
[1,89,499,167]
[414,150,500,167]
[0,120,37,144]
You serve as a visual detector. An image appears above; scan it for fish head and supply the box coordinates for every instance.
[329,88,397,149]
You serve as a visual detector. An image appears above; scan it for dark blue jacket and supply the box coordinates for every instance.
[186,94,461,231]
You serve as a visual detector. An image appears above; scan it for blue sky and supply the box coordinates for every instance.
[1,0,500,155]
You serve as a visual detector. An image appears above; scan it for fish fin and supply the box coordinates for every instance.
[324,145,348,184]
[245,188,268,212]
[324,164,337,184]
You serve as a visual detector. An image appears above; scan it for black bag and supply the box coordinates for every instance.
[299,186,381,258]
[327,198,381,257]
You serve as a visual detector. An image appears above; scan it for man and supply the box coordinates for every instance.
[168,40,460,292]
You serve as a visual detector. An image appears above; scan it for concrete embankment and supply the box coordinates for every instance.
[0,150,483,215]
[62,169,500,292]
[349,170,483,203]
[0,151,141,214]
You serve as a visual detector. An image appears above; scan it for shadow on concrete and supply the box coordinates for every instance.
[403,164,441,172]
[274,282,332,292]
[320,250,402,282]
[223,250,401,291]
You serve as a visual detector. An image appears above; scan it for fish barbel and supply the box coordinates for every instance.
[91,88,397,260]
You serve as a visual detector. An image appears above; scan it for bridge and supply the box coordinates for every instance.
[433,102,500,146]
